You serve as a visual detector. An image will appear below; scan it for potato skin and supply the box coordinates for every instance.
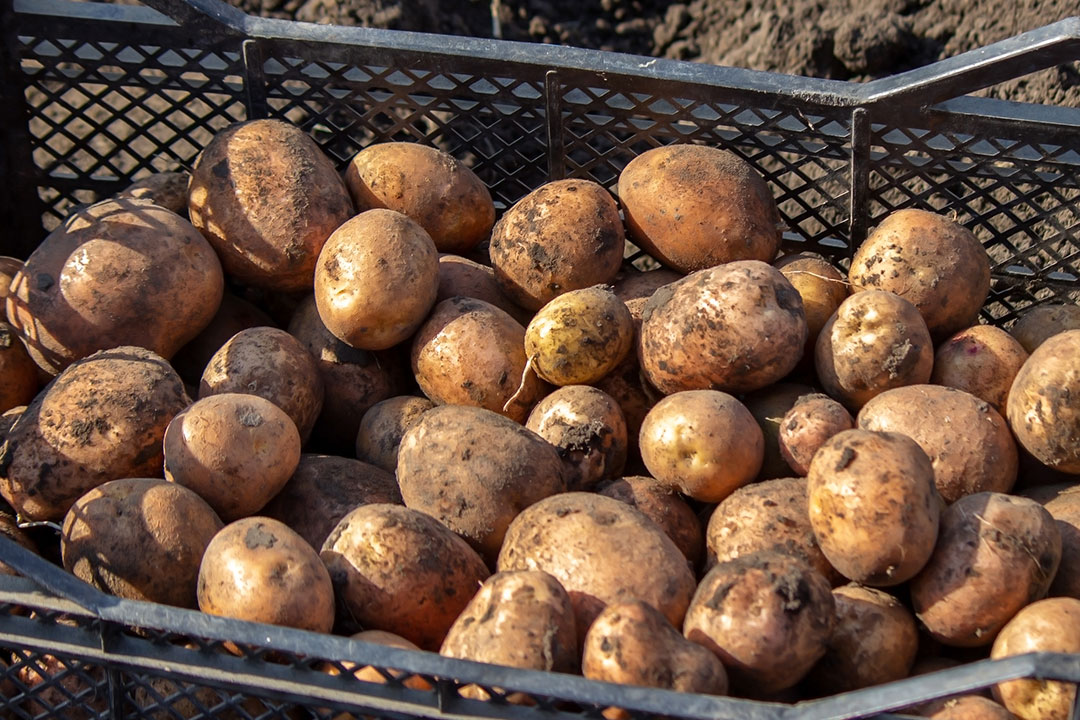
[911,492,1061,647]
[188,119,354,292]
[807,429,940,586]
[437,254,528,323]
[489,179,624,311]
[849,209,991,340]
[396,405,566,563]
[0,322,38,414]
[683,551,836,695]
[778,394,854,476]
[597,476,703,566]
[1006,330,1080,474]
[1035,488,1080,599]
[61,478,223,608]
[639,261,806,394]
[321,503,490,650]
[932,325,1029,415]
[345,143,495,255]
[775,254,849,356]
[355,396,435,473]
[618,144,781,273]
[198,516,335,633]
[1009,303,1080,353]
[0,346,189,521]
[6,197,223,375]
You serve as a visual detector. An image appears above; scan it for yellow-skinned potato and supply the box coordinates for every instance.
[1009,303,1080,353]
[597,476,703,566]
[0,322,38,414]
[932,324,1029,415]
[775,253,849,356]
[1006,330,1080,474]
[525,286,634,386]
[778,393,854,476]
[639,390,763,503]
[354,395,435,473]
[345,143,495,255]
[314,209,439,351]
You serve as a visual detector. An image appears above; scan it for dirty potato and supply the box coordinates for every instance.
[778,394,854,476]
[932,324,1029,415]
[354,396,436,473]
[775,253,850,356]
[596,476,704,566]
[1006,330,1080,474]
[1009,303,1080,353]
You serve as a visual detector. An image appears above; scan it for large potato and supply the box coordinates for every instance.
[596,476,703,566]
[1006,330,1080,474]
[396,405,566,563]
[0,347,189,521]
[639,261,806,394]
[489,179,624,311]
[345,143,495,255]
[314,209,439,351]
[5,197,223,375]
[188,118,354,291]
[1035,487,1080,599]
[618,144,781,273]
[932,324,1029,415]
[848,209,991,339]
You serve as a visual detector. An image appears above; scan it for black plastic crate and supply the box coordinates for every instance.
[0,1,1079,718]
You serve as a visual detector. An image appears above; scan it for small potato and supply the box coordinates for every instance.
[991,597,1080,720]
[170,292,276,386]
[743,382,817,480]
[683,551,835,695]
[61,478,223,608]
[815,290,934,409]
[858,385,1018,503]
[775,253,850,356]
[778,394,854,476]
[260,454,402,552]
[200,326,324,443]
[639,261,807,394]
[1006,330,1080,474]
[525,286,634,386]
[612,267,684,314]
[849,209,991,340]
[321,503,490,650]
[584,600,727,696]
[525,385,628,491]
[198,516,334,633]
[705,477,842,585]
[911,492,1061,648]
[1034,487,1080,599]
[0,256,24,299]
[0,322,38,414]
[164,393,302,522]
[355,396,435,473]
[314,209,439,351]
[489,179,624,311]
[808,429,940,586]
[919,696,1019,720]
[345,143,495,255]
[639,390,763,503]
[436,254,528,323]
[115,171,190,215]
[932,325,1029,415]
[618,144,781,273]
[1009,303,1080,353]
[597,476,703,566]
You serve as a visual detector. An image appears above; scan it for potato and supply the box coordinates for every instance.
[1033,487,1080,599]
[170,292,276,386]
[525,286,634,386]
[705,477,842,585]
[188,118,354,292]
[525,386,627,491]
[441,571,578,675]
[321,630,432,692]
[932,325,1029,415]
[639,390,763,503]
[0,346,189,521]
[858,385,1018,503]
[345,143,494,255]
[321,503,490,649]
[0,508,37,576]
[396,405,566,563]
[489,179,624,311]
[198,516,334,633]
[683,551,835,695]
[612,266,684,314]
[849,209,991,339]
[583,600,727,696]
[911,492,1061,647]
[410,296,545,423]
[639,261,806,394]
[0,256,23,299]
[12,651,106,720]
[593,354,658,461]
[199,326,324,443]
[919,696,1020,720]
[163,393,302,522]
[260,454,402,552]
[778,393,854,476]
[1006,330,1080,474]
[115,171,189,215]
[0,322,38,414]
[437,254,528,323]
[1009,303,1080,353]
[991,597,1080,720]
[314,209,439,351]
[618,144,781,273]
[815,290,934,409]
[807,429,940,586]
[597,475,703,566]
[743,382,817,480]
[5,197,223,375]
[354,396,435,473]
[497,492,696,642]
[802,584,918,695]
[60,478,223,608]
[775,253,850,356]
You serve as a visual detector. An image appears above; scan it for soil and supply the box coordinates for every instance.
[224,0,1080,106]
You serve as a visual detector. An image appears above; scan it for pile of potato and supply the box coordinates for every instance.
[2,118,1080,720]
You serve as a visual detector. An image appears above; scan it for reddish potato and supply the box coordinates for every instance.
[778,394,854,476]
[597,475,704,566]
[932,325,1029,415]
